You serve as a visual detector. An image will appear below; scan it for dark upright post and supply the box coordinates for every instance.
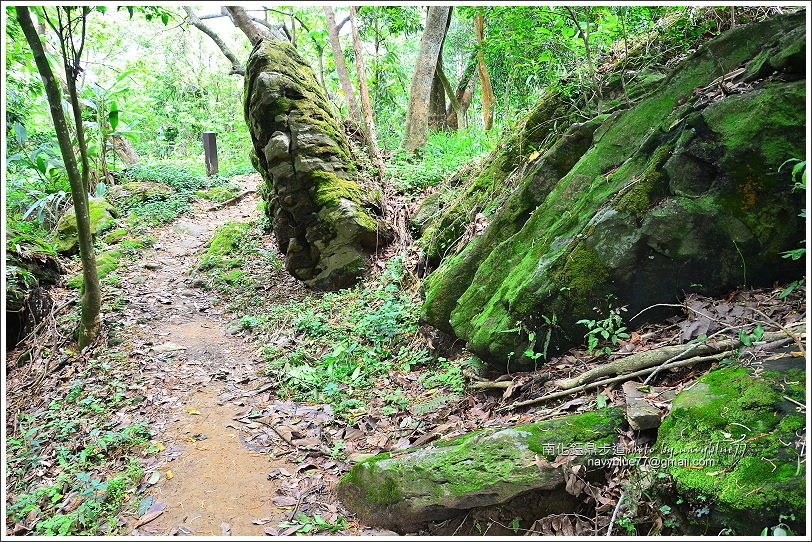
[203,131,218,176]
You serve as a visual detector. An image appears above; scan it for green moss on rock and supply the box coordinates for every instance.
[337,408,624,531]
[420,11,806,369]
[55,198,118,254]
[656,364,805,535]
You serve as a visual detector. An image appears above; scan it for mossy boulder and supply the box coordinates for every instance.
[337,408,624,531]
[198,221,251,270]
[66,249,123,290]
[420,12,806,369]
[106,181,173,203]
[102,228,129,245]
[54,197,118,255]
[244,40,390,290]
[655,359,806,535]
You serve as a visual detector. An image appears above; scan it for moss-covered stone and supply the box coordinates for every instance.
[420,11,806,370]
[102,228,129,245]
[655,361,806,535]
[337,408,624,531]
[107,181,173,203]
[194,185,240,202]
[6,232,63,344]
[244,40,390,290]
[54,198,118,254]
[198,221,250,271]
[67,249,123,290]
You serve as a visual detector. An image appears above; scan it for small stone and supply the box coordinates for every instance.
[144,262,163,270]
[622,381,664,431]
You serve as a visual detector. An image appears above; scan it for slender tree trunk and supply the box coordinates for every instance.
[18,7,101,347]
[428,9,452,132]
[445,53,476,130]
[428,64,447,131]
[349,6,385,177]
[184,7,245,75]
[402,6,452,152]
[323,6,362,124]
[436,62,466,130]
[474,14,495,131]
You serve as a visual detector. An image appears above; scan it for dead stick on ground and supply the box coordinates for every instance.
[206,189,255,211]
[498,351,732,412]
[555,324,805,390]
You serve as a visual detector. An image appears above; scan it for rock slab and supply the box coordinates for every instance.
[337,408,624,531]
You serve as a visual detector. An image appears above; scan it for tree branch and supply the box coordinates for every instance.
[183,7,245,75]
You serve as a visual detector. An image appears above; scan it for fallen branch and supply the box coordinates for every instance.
[554,324,804,390]
[470,380,511,390]
[206,189,255,211]
[497,350,732,412]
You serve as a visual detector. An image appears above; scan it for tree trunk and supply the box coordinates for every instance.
[436,61,466,130]
[401,6,452,152]
[17,7,101,348]
[446,55,476,129]
[323,6,362,124]
[428,63,447,131]
[184,7,245,75]
[224,6,286,45]
[474,14,495,131]
[110,133,140,165]
[348,6,385,177]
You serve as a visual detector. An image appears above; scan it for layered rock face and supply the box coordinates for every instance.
[419,12,806,370]
[244,40,389,290]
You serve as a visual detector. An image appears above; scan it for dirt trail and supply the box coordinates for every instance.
[113,175,291,535]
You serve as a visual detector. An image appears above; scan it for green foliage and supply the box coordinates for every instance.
[116,161,231,226]
[256,255,436,420]
[387,127,496,192]
[577,304,630,355]
[777,158,806,298]
[278,512,348,534]
[6,356,151,535]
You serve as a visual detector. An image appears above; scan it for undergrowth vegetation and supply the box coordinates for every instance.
[197,232,482,422]
[6,355,153,535]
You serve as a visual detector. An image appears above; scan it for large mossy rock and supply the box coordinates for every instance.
[244,40,389,290]
[420,12,806,369]
[54,197,118,254]
[337,408,624,531]
[656,359,806,535]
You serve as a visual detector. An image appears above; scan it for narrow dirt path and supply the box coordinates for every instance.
[111,175,293,535]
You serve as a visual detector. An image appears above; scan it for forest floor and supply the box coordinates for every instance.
[5,172,807,537]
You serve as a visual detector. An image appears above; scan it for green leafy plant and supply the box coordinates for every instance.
[577,305,630,355]
[777,158,806,298]
[278,512,348,534]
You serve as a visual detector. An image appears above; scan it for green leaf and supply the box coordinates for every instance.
[108,101,119,130]
[739,330,753,347]
[597,394,608,408]
[13,122,27,145]
[752,324,764,342]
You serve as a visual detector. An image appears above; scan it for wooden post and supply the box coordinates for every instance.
[202,131,218,176]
